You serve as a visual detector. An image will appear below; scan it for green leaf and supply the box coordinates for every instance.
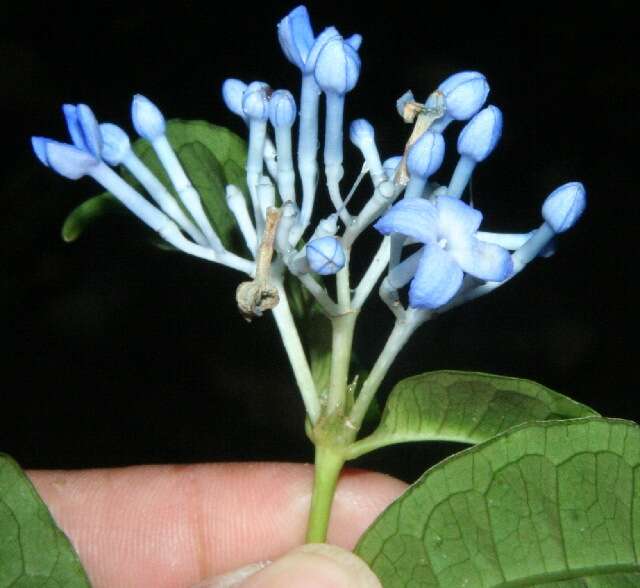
[356,417,640,587]
[0,454,91,587]
[347,371,598,458]
[62,193,123,242]
[62,119,249,251]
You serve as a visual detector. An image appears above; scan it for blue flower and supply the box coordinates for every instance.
[313,36,361,95]
[306,236,346,275]
[542,182,586,233]
[374,197,513,308]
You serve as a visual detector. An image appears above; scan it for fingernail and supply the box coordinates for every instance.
[240,544,381,587]
[191,561,271,588]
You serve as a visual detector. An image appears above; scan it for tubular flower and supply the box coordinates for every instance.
[375,197,513,308]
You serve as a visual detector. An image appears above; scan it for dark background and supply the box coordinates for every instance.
[2,1,637,482]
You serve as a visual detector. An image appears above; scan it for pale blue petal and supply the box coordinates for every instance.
[305,27,341,73]
[406,131,445,179]
[541,181,586,233]
[436,195,482,244]
[409,244,463,308]
[349,118,374,148]
[268,89,297,128]
[45,141,98,180]
[345,34,362,51]
[374,198,438,243]
[99,123,131,166]
[437,71,489,121]
[456,105,503,162]
[222,79,247,119]
[277,5,315,70]
[449,236,513,281]
[306,236,346,275]
[314,38,361,95]
[31,136,50,166]
[242,81,271,121]
[382,155,402,177]
[62,104,86,150]
[131,94,166,140]
[76,104,102,158]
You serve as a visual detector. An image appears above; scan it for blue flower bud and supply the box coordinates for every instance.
[44,141,98,180]
[99,123,131,166]
[131,94,166,140]
[277,5,315,71]
[542,182,586,233]
[31,136,49,166]
[76,104,102,158]
[306,236,346,275]
[268,89,297,128]
[314,37,360,95]
[438,71,489,121]
[457,105,503,162]
[222,78,248,119]
[349,118,374,149]
[305,27,341,73]
[407,131,445,179]
[383,155,402,177]
[242,81,271,121]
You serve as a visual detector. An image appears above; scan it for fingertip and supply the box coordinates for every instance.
[201,544,381,588]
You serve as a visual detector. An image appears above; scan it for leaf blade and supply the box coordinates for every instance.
[0,454,91,587]
[355,417,640,587]
[348,370,598,457]
[62,193,123,242]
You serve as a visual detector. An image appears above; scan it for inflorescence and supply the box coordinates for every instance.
[31,5,586,424]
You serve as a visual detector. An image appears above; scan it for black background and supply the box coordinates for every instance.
[3,1,637,482]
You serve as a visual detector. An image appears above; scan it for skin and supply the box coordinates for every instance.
[28,463,407,588]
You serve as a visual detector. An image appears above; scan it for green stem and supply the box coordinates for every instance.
[271,279,321,423]
[327,311,358,414]
[349,309,429,430]
[325,259,357,414]
[305,444,346,543]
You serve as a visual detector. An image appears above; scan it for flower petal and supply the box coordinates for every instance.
[449,236,513,281]
[277,5,315,70]
[436,195,482,243]
[374,198,438,243]
[541,181,586,233]
[62,104,86,151]
[305,27,341,73]
[131,94,166,140]
[306,236,346,275]
[45,141,98,180]
[409,244,463,309]
[314,37,361,95]
[437,71,489,121]
[76,104,102,158]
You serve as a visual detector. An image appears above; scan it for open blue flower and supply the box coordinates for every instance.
[374,196,513,308]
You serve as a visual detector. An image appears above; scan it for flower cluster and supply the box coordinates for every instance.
[31,4,586,318]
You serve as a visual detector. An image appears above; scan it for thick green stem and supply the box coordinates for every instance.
[327,311,358,414]
[325,260,356,414]
[305,444,346,543]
